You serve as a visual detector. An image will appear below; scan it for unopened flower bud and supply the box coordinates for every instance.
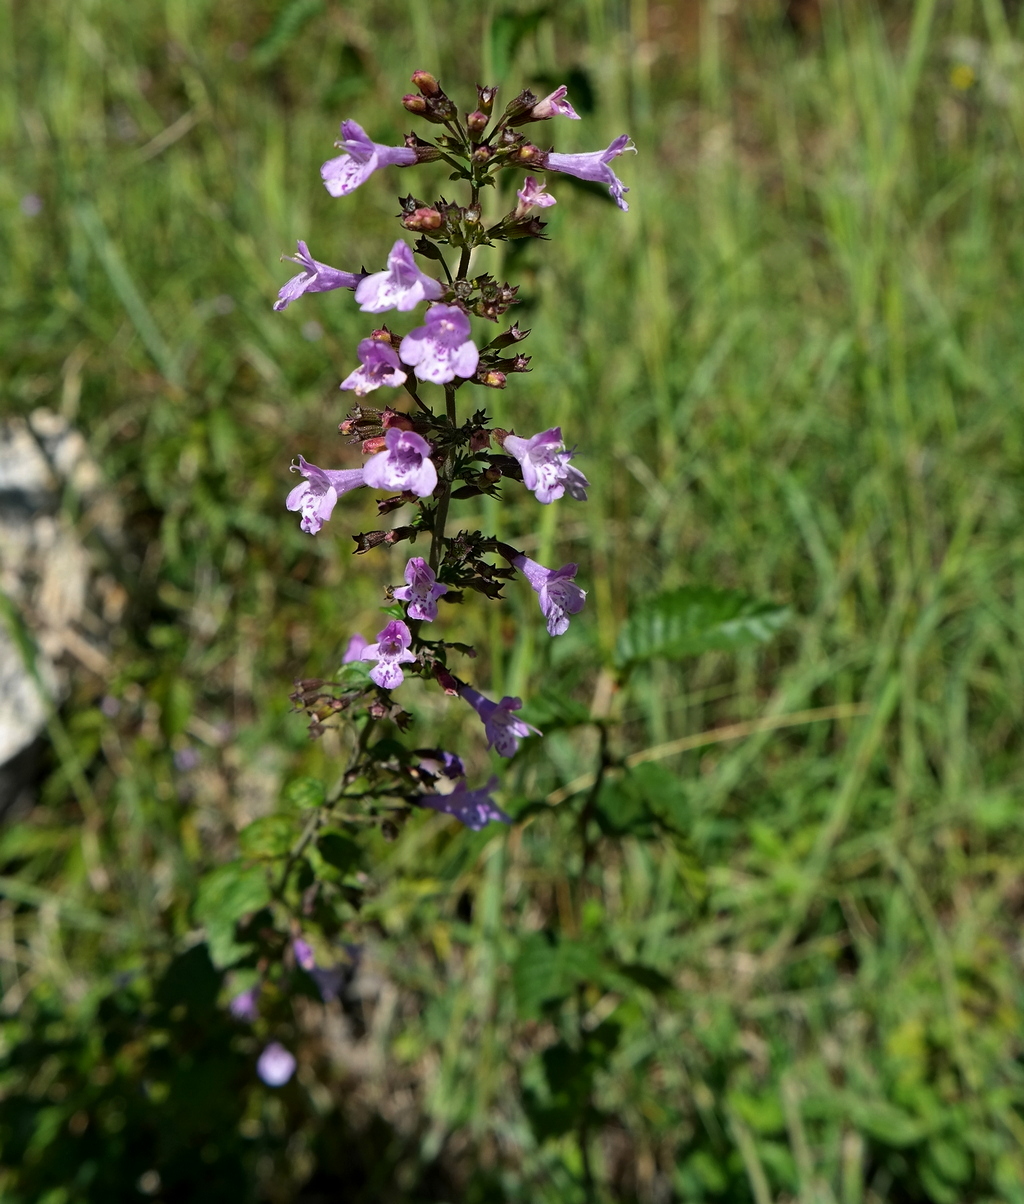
[470,429,491,452]
[402,94,428,115]
[339,418,356,434]
[381,409,414,430]
[434,664,459,695]
[471,145,492,167]
[402,206,443,232]
[476,85,498,115]
[467,110,488,134]
[362,435,387,455]
[477,370,506,389]
[411,70,441,98]
[480,466,502,485]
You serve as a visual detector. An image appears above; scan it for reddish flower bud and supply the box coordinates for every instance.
[478,370,506,389]
[361,435,387,455]
[467,110,488,134]
[469,429,491,452]
[381,409,414,430]
[411,70,441,97]
[401,206,443,232]
[471,144,492,166]
[434,664,459,695]
[402,94,428,115]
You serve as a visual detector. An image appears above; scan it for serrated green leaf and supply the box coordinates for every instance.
[512,933,604,1019]
[284,776,325,810]
[238,815,295,860]
[615,586,790,668]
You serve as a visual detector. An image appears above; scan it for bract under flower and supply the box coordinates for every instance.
[393,556,447,621]
[321,120,417,197]
[503,427,589,504]
[545,134,636,211]
[274,241,362,311]
[340,338,408,396]
[362,427,437,497]
[399,304,479,384]
[286,455,366,534]
[355,240,444,313]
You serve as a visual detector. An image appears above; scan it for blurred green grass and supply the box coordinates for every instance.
[3,0,1024,1200]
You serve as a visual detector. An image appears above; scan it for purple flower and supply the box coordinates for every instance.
[531,85,581,121]
[513,555,587,636]
[340,339,408,396]
[363,428,437,497]
[293,937,316,971]
[418,776,511,831]
[545,134,636,212]
[321,120,417,198]
[342,633,368,663]
[274,240,362,311]
[460,686,541,757]
[286,455,366,534]
[418,750,466,780]
[229,983,261,1022]
[257,1042,296,1087]
[393,556,447,621]
[293,937,347,1002]
[355,240,444,313]
[515,176,557,218]
[502,427,589,504]
[361,619,417,689]
[399,304,479,385]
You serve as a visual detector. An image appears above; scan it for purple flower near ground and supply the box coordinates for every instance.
[286,455,366,534]
[515,176,557,218]
[321,120,417,197]
[274,241,362,311]
[531,85,581,121]
[399,304,479,385]
[363,428,437,497]
[293,937,315,971]
[229,984,261,1022]
[361,619,417,689]
[342,633,368,663]
[257,1042,296,1087]
[502,427,589,504]
[460,686,541,757]
[418,776,511,831]
[545,134,636,211]
[340,339,408,396]
[513,555,587,637]
[393,556,447,621]
[355,240,444,313]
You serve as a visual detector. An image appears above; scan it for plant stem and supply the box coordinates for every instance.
[428,384,458,572]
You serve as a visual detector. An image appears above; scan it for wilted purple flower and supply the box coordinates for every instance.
[286,455,366,534]
[340,339,408,396]
[342,632,368,663]
[545,134,636,211]
[229,983,261,1022]
[393,556,447,621]
[515,176,557,219]
[363,428,437,497]
[418,776,511,831]
[513,555,587,636]
[399,304,479,385]
[460,686,541,757]
[257,1042,296,1087]
[531,85,581,121]
[361,619,417,689]
[274,240,362,311]
[503,427,589,504]
[355,240,444,313]
[321,120,417,197]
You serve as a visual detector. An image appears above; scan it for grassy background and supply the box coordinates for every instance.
[3,0,1024,1200]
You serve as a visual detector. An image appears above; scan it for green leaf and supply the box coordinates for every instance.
[284,776,325,810]
[194,862,271,928]
[238,815,295,860]
[317,830,361,874]
[512,933,603,1019]
[614,586,790,669]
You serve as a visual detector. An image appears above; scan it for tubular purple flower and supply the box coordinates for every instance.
[321,120,417,197]
[293,937,315,971]
[416,750,465,780]
[274,241,363,311]
[361,619,417,689]
[340,339,408,396]
[257,1043,296,1087]
[399,304,479,384]
[502,427,589,504]
[418,776,511,830]
[393,556,447,621]
[545,134,636,211]
[362,427,438,496]
[355,240,444,313]
[286,455,366,534]
[515,176,557,219]
[513,554,587,636]
[460,686,541,757]
[342,633,368,663]
[531,85,581,121]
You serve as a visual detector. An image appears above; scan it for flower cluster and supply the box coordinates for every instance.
[243,68,633,1072]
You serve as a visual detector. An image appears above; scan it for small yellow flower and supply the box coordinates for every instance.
[950,64,976,91]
